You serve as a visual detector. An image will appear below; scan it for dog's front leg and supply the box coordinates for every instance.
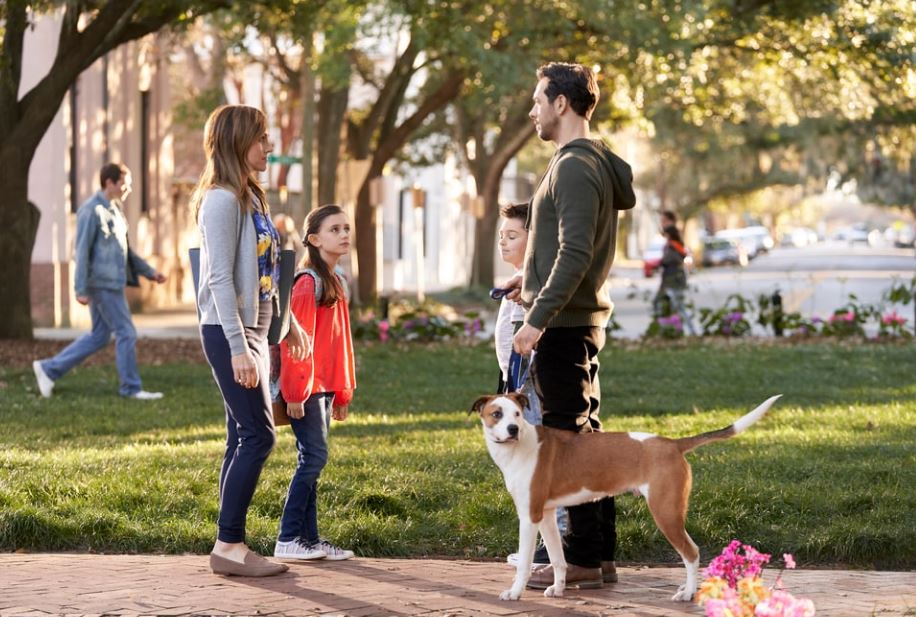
[499,517,539,600]
[538,508,566,597]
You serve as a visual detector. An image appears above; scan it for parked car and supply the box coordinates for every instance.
[642,236,694,277]
[781,227,819,248]
[715,227,773,259]
[701,237,748,267]
[832,224,870,245]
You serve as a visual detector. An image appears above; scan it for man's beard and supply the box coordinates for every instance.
[536,117,557,142]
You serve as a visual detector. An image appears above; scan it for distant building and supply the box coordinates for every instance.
[26,12,182,328]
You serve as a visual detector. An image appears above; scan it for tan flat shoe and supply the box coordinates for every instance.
[210,551,289,577]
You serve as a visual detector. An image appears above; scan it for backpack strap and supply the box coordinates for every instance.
[294,267,323,303]
[295,266,350,304]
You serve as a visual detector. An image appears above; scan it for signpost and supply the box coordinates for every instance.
[267,154,302,165]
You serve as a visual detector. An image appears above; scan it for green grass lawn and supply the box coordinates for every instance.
[1,340,914,568]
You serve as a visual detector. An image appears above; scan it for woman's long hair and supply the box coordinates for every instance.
[191,105,269,219]
[302,204,346,307]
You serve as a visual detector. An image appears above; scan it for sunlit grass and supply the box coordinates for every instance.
[1,340,913,567]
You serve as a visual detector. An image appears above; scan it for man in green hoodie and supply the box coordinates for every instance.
[510,62,636,590]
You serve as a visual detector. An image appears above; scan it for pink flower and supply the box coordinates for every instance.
[882,311,906,326]
[783,554,796,569]
[755,590,815,617]
[378,319,390,343]
[843,311,855,322]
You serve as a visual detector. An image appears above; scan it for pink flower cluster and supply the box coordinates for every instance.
[705,540,771,587]
[658,314,683,329]
[829,311,856,323]
[882,311,907,326]
[378,319,390,342]
[755,590,816,617]
[697,541,815,617]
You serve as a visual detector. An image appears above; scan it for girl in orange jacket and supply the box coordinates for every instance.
[274,204,357,562]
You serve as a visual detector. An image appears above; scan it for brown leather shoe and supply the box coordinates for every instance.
[601,560,618,583]
[526,563,602,590]
[210,551,289,577]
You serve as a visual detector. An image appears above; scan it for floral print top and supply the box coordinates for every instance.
[251,205,280,302]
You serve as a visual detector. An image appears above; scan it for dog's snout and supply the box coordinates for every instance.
[507,424,519,438]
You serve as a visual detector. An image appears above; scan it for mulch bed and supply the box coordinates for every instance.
[1,338,207,370]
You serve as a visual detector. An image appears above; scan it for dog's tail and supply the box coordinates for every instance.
[676,395,782,454]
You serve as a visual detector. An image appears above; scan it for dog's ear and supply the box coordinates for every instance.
[469,395,493,416]
[508,392,529,412]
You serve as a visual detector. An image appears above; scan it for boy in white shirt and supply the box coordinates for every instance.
[494,203,567,565]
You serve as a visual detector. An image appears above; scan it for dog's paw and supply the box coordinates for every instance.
[671,587,695,602]
[544,585,565,598]
[499,589,521,601]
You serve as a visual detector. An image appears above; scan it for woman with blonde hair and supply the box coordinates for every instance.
[193,104,307,577]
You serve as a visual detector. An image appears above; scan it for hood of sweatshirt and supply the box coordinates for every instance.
[561,138,637,211]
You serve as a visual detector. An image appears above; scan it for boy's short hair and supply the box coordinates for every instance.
[99,162,128,189]
[500,203,528,221]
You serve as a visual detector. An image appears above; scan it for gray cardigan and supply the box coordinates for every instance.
[197,187,262,356]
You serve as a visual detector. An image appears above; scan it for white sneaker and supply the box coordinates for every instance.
[315,539,354,561]
[33,361,54,398]
[274,539,327,560]
[129,390,163,400]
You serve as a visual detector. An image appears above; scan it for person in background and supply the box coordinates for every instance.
[653,225,698,335]
[33,163,167,400]
[272,212,307,262]
[275,204,357,562]
[193,104,307,577]
[660,209,678,232]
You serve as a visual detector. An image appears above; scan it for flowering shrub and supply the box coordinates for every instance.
[645,313,685,339]
[820,300,872,337]
[782,313,821,338]
[351,303,483,344]
[878,310,911,338]
[699,294,754,337]
[696,540,815,617]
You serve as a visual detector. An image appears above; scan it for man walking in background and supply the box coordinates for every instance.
[33,163,167,400]
[512,62,636,589]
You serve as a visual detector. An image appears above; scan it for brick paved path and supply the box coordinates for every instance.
[1,554,913,617]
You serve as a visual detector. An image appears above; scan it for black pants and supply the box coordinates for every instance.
[531,326,616,568]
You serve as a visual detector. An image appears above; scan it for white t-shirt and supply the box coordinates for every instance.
[494,270,525,381]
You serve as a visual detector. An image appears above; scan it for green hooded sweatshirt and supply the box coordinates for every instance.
[521,138,636,330]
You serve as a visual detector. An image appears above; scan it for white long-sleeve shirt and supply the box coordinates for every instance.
[494,270,526,382]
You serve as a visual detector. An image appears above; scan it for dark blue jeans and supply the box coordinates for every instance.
[200,310,275,544]
[277,392,334,544]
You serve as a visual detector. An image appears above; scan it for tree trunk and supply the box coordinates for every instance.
[354,162,383,303]
[0,156,41,339]
[470,182,500,288]
[317,84,349,205]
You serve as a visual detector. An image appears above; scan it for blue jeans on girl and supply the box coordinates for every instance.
[278,392,335,544]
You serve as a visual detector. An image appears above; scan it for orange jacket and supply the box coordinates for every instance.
[279,272,356,405]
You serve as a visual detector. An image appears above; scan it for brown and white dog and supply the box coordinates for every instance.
[471,392,782,602]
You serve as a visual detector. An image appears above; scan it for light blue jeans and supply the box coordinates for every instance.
[39,287,143,396]
[278,392,334,544]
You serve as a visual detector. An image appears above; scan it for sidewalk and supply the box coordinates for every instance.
[1,554,913,616]
[34,305,201,341]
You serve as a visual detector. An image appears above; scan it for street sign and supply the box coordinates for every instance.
[267,154,302,165]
